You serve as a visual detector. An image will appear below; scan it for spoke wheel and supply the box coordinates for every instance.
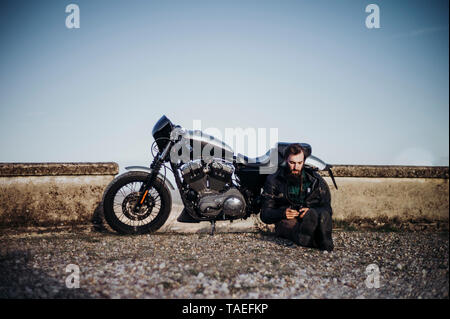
[103,171,171,234]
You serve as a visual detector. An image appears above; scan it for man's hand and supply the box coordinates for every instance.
[285,208,300,220]
[298,207,310,218]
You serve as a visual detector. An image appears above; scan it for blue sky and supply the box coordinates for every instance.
[1,0,448,169]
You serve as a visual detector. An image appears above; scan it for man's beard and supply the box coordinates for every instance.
[285,166,302,183]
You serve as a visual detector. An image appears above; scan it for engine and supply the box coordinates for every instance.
[180,159,246,218]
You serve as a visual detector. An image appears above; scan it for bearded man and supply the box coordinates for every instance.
[260,143,334,251]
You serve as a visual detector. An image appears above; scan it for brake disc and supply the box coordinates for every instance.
[122,192,155,221]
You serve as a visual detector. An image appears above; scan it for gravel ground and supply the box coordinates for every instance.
[0,226,448,299]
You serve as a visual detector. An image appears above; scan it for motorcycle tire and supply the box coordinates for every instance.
[103,171,172,234]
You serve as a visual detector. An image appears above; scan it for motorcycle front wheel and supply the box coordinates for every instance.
[103,171,172,234]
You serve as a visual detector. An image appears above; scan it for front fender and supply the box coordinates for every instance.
[125,166,175,190]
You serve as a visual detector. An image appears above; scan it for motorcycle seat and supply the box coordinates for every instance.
[234,142,312,168]
[235,151,272,167]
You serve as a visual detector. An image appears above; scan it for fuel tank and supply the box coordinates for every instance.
[171,129,235,165]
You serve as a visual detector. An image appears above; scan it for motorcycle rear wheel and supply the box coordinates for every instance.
[103,171,172,234]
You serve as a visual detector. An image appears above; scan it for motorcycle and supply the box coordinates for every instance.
[102,115,337,235]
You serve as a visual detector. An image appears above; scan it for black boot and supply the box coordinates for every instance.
[296,209,319,247]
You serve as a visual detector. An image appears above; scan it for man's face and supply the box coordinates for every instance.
[287,152,305,175]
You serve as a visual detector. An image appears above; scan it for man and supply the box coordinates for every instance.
[260,143,334,251]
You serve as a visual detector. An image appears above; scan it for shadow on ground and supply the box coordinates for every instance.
[0,250,93,298]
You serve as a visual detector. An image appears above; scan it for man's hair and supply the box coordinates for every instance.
[284,143,306,161]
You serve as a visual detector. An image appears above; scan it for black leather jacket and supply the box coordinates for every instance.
[260,165,332,224]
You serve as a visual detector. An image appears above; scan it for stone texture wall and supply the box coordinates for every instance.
[318,165,448,179]
[161,165,449,233]
[318,165,448,222]
[0,163,118,227]
[325,177,448,222]
[0,163,448,231]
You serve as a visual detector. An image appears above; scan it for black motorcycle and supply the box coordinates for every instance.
[102,115,337,235]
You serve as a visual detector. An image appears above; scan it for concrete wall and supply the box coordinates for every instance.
[326,177,448,221]
[0,163,448,231]
[321,165,449,221]
[161,165,449,233]
[0,163,118,227]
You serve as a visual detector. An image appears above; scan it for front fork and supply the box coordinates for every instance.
[132,140,173,213]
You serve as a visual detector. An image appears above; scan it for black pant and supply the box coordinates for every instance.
[275,208,333,251]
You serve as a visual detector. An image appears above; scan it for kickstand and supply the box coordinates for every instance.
[210,220,216,236]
